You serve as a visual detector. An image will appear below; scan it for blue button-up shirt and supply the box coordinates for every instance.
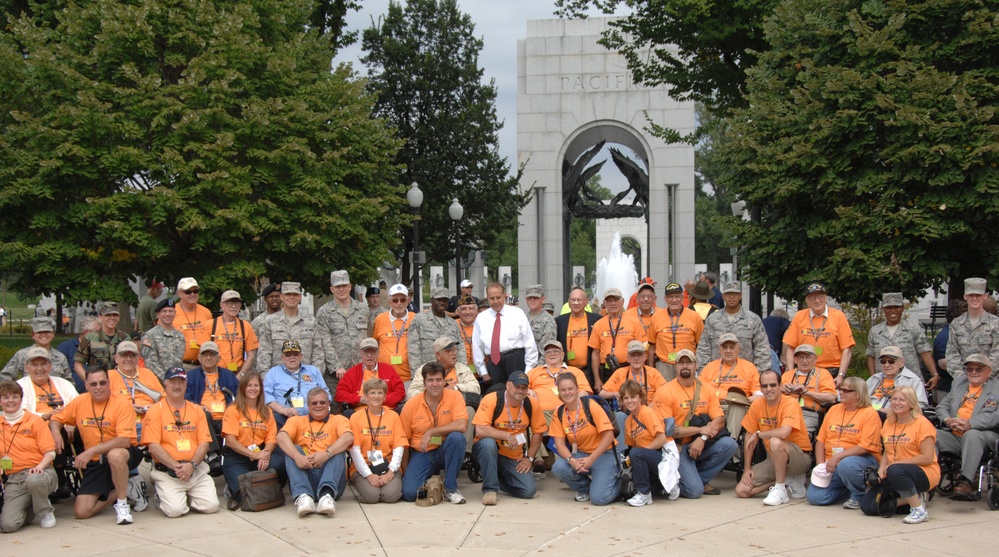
[263,364,329,415]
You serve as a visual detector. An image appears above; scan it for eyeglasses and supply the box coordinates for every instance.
[879,358,897,364]
[87,380,109,387]
[183,289,200,295]
[838,388,855,393]
[309,401,330,406]
[760,383,779,389]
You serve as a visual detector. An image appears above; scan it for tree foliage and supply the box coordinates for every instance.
[0,0,405,303]
[714,0,999,304]
[361,0,530,285]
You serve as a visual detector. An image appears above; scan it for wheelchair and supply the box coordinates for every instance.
[936,437,999,509]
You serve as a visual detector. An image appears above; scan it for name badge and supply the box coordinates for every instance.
[0,456,12,470]
[368,450,385,466]
[832,447,844,454]
[391,355,403,365]
[551,386,560,396]
[292,397,304,408]
[227,362,238,371]
[190,339,199,349]
[176,439,191,452]
[814,346,823,356]
[513,433,527,446]
[799,398,805,407]
[566,350,576,360]
[211,402,225,414]
[248,444,259,452]
[429,435,442,445]
[668,352,678,362]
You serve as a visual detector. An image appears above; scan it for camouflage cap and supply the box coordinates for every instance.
[881,292,904,307]
[31,317,55,333]
[965,277,987,295]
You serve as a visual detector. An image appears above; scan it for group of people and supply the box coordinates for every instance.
[1,272,996,532]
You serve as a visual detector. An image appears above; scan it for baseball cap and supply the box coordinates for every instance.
[164,367,188,381]
[388,284,408,297]
[460,279,473,288]
[963,353,992,368]
[359,338,379,351]
[457,295,476,307]
[637,277,657,292]
[432,336,458,352]
[718,333,739,345]
[177,277,199,292]
[805,282,827,295]
[543,340,563,351]
[31,317,55,333]
[626,340,646,354]
[879,346,903,359]
[282,340,302,353]
[24,346,51,362]
[149,279,165,289]
[199,341,220,354]
[603,287,623,299]
[663,283,683,295]
[116,341,139,354]
[508,370,529,386]
[675,349,696,362]
[220,290,242,304]
[794,344,817,356]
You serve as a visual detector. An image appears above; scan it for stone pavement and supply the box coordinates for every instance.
[4,467,995,557]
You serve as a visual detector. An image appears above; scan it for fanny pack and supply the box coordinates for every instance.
[415,474,444,507]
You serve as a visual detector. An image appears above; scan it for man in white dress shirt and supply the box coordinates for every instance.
[472,282,539,388]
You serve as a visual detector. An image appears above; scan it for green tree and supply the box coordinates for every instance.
[361,0,530,287]
[0,0,405,303]
[714,0,999,304]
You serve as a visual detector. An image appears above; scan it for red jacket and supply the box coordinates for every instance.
[335,362,406,410]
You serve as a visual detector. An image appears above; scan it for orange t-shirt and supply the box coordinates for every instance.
[472,391,548,460]
[883,415,940,488]
[587,313,648,365]
[651,379,723,443]
[199,371,228,420]
[649,308,703,363]
[349,407,408,475]
[371,312,415,381]
[174,303,214,361]
[700,358,761,399]
[400,389,467,451]
[281,414,351,454]
[548,398,615,454]
[527,365,592,411]
[624,307,657,342]
[603,365,666,404]
[565,314,591,367]
[742,395,812,453]
[458,321,475,367]
[625,405,665,449]
[222,405,277,451]
[958,385,984,423]
[210,317,260,372]
[29,379,67,416]
[54,393,138,459]
[817,404,882,460]
[781,368,837,412]
[109,367,165,410]
[0,412,55,473]
[142,400,212,463]
[782,308,856,369]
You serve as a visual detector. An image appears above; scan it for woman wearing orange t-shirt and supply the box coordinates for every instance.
[548,373,617,505]
[349,378,407,504]
[221,372,281,509]
[867,386,939,524]
[620,379,667,507]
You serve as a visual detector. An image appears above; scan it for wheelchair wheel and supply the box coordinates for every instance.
[988,486,999,510]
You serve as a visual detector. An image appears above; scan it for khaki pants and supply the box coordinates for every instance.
[150,462,220,518]
[750,443,811,486]
[0,468,57,533]
[720,400,748,440]
[351,472,403,503]
[655,361,677,382]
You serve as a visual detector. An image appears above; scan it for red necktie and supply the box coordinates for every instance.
[490,312,502,365]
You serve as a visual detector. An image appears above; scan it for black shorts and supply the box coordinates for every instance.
[78,446,145,500]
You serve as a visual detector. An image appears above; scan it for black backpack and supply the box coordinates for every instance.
[557,395,621,438]
[490,389,534,424]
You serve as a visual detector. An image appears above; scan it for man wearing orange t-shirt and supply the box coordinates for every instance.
[737,370,812,506]
[588,287,648,391]
[935,353,999,500]
[173,277,215,370]
[781,344,837,435]
[649,282,703,381]
[472,371,547,505]
[51,368,143,525]
[651,349,738,498]
[400,362,469,503]
[143,367,218,518]
[555,286,601,384]
[371,284,416,382]
[782,282,856,385]
[209,290,259,376]
[699,333,763,438]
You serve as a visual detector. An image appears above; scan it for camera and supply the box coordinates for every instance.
[605,354,620,371]
[864,466,880,487]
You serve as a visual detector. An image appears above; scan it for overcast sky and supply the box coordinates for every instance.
[334,1,610,168]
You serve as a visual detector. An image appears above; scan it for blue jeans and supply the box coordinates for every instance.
[678,437,739,498]
[552,450,618,505]
[222,451,287,497]
[402,431,466,501]
[614,411,628,446]
[807,454,877,505]
[629,447,664,495]
[284,447,346,500]
[473,438,535,499]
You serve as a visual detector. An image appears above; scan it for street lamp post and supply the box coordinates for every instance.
[407,182,424,311]
[448,198,464,297]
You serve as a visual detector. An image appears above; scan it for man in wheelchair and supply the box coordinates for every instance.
[935,353,999,500]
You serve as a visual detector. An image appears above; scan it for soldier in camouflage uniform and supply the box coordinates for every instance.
[141,298,187,380]
[73,303,130,382]
[696,282,771,373]
[316,270,371,393]
[256,282,325,374]
[866,292,939,389]
[946,277,999,378]
[0,317,72,381]
[366,286,387,320]
[524,285,557,358]
[408,288,467,373]
[250,283,282,334]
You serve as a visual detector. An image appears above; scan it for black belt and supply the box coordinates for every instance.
[182,360,199,365]
[501,348,525,356]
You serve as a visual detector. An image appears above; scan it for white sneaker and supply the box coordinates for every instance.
[295,494,316,517]
[763,485,789,506]
[842,498,861,510]
[38,511,56,528]
[444,489,466,504]
[114,501,134,525]
[127,475,148,512]
[316,494,336,516]
[627,492,653,507]
[575,491,590,502]
[786,474,807,499]
[667,484,681,501]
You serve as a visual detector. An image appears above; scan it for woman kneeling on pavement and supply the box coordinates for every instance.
[0,380,58,532]
[620,379,669,507]
[807,376,882,509]
[221,371,284,509]
[349,378,407,503]
[549,373,618,505]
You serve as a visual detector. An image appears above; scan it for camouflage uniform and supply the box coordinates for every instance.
[370,306,387,320]
[250,312,274,336]
[316,297,370,391]
[74,329,130,376]
[141,325,187,380]
[696,306,771,372]
[256,311,325,374]
[407,312,467,373]
[945,312,999,377]
[867,319,932,375]
[0,346,71,381]
[528,310,558,358]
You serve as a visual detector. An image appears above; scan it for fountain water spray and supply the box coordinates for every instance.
[595,232,639,305]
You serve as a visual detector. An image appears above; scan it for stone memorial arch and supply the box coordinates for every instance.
[516,18,696,304]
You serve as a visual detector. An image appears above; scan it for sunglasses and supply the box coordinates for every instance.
[878,358,897,364]
[838,388,855,393]
[87,380,109,387]
[173,410,189,428]
[760,383,779,389]
[183,289,200,294]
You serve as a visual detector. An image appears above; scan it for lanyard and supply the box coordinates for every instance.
[505,400,524,429]
[888,421,909,462]
[91,398,108,444]
[284,366,303,397]
[715,361,737,388]
[763,397,782,431]
[37,379,60,407]
[962,386,983,407]
[307,418,324,450]
[365,408,384,448]
[808,313,827,339]
[205,372,219,395]
[668,308,683,349]
[607,317,622,354]
[221,319,237,361]
[1,419,23,456]
[117,369,138,403]
[241,409,265,447]
[835,408,860,447]
[630,366,649,399]
[423,397,442,429]
[566,402,583,442]
[391,315,408,353]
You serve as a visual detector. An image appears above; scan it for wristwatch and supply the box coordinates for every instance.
[700,434,709,441]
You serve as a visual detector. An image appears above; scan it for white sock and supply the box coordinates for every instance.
[775,483,786,490]
[117,498,128,506]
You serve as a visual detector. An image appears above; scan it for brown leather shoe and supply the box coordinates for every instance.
[703,483,721,495]
[950,479,975,501]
